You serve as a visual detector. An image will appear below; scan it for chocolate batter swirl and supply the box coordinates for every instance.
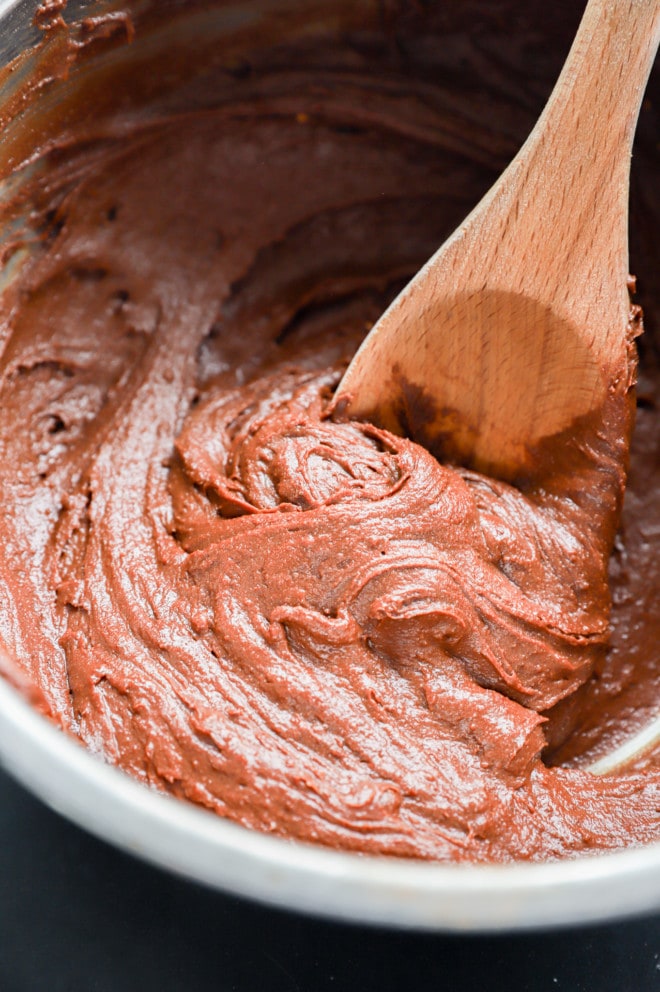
[0,0,658,861]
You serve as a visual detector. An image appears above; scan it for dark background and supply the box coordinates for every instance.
[0,766,659,992]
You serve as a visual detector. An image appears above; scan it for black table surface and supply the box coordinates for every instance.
[0,765,659,992]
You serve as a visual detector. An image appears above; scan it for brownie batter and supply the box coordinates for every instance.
[0,0,658,861]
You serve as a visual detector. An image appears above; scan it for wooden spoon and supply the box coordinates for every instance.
[333,0,660,483]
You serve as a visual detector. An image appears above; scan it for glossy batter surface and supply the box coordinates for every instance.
[0,0,658,861]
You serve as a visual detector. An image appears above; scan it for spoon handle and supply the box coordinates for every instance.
[542,0,660,152]
[504,0,660,348]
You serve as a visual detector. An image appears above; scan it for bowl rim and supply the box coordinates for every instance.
[1,675,660,932]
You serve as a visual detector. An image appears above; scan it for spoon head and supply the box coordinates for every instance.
[334,287,634,483]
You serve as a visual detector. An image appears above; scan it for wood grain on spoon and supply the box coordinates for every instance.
[333,0,660,483]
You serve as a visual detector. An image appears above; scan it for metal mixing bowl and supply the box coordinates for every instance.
[0,0,659,932]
